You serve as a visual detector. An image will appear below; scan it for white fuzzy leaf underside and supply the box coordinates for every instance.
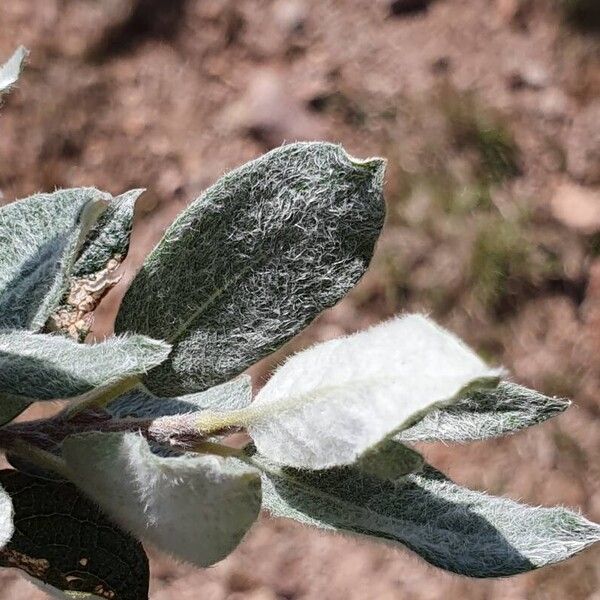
[0,331,170,400]
[0,46,27,96]
[254,443,600,577]
[116,142,385,396]
[0,188,110,330]
[0,483,13,550]
[63,432,262,567]
[248,314,501,469]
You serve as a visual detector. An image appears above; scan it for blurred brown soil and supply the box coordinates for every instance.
[1,0,600,598]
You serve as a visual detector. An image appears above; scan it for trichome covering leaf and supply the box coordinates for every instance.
[0,188,110,330]
[243,314,501,469]
[0,46,28,97]
[108,375,253,420]
[396,381,570,443]
[63,432,262,567]
[0,469,149,600]
[115,142,385,395]
[251,443,600,577]
[0,331,170,400]
[73,189,142,277]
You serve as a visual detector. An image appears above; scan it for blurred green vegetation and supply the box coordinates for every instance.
[442,89,521,185]
[377,85,560,321]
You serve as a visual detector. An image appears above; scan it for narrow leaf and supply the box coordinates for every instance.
[116,142,385,395]
[252,445,600,577]
[108,375,253,419]
[63,432,262,567]
[0,188,110,330]
[397,382,570,443]
[21,577,103,599]
[0,46,28,97]
[0,469,149,600]
[245,315,501,469]
[0,331,170,400]
[73,189,142,277]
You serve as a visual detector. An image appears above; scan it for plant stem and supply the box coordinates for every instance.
[0,410,235,455]
[189,441,246,458]
[63,375,140,418]
[9,439,71,479]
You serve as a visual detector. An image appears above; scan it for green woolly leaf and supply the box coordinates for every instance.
[397,382,570,443]
[73,189,142,277]
[0,46,28,97]
[0,331,170,400]
[108,375,253,419]
[115,142,385,395]
[251,443,600,577]
[356,441,424,480]
[0,188,110,330]
[63,432,262,567]
[0,469,148,600]
[243,315,500,469]
[0,393,31,427]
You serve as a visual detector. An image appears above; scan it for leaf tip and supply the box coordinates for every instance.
[0,46,30,96]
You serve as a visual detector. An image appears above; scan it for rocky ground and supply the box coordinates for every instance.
[0,0,599,598]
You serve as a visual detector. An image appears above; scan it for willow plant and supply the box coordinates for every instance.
[0,47,598,600]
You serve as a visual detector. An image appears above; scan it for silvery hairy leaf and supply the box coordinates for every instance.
[0,330,170,400]
[251,442,600,577]
[0,469,148,599]
[63,432,262,567]
[0,188,110,330]
[0,46,27,97]
[243,314,501,469]
[73,189,142,277]
[108,375,253,420]
[397,381,570,443]
[116,142,385,395]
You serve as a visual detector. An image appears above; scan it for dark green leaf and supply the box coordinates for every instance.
[0,469,149,599]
